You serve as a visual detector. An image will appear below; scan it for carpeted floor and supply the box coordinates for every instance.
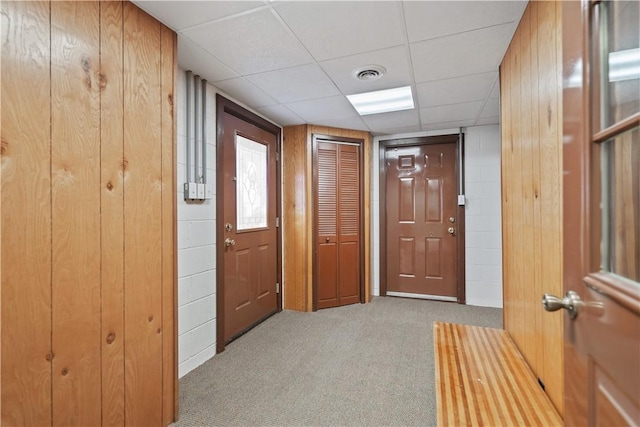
[174,296,502,427]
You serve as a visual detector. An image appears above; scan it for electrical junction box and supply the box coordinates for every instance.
[184,182,198,200]
[197,183,205,199]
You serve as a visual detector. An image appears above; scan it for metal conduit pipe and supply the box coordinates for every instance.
[202,79,207,183]
[186,70,193,183]
[194,75,201,183]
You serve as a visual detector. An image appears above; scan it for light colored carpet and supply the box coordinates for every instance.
[174,296,502,427]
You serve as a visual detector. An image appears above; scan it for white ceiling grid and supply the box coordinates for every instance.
[135,0,527,135]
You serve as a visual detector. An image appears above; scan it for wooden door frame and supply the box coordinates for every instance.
[378,134,466,304]
[311,133,366,311]
[215,94,282,353]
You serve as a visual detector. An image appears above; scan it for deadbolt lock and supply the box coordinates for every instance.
[225,223,234,232]
[449,217,455,223]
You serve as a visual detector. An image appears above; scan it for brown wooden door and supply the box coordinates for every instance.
[560,1,639,425]
[385,143,458,299]
[315,139,361,309]
[220,110,278,343]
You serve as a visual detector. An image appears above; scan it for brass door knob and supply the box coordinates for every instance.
[224,238,236,247]
[447,227,456,235]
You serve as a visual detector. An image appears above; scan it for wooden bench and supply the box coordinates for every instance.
[434,322,562,426]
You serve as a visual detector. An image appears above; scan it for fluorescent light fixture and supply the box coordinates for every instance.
[347,86,414,116]
[609,48,640,82]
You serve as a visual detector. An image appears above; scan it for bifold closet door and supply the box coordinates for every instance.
[315,141,361,309]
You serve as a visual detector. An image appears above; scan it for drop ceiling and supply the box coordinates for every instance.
[133,1,527,135]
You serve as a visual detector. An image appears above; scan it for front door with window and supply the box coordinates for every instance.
[218,96,280,347]
[559,1,639,424]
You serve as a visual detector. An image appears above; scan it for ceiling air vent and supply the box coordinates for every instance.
[352,65,386,82]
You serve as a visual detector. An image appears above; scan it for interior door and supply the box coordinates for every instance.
[558,1,639,425]
[220,109,278,344]
[314,138,361,309]
[385,142,458,300]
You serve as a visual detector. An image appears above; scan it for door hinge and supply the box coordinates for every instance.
[275,217,280,228]
[276,151,280,161]
[276,282,280,293]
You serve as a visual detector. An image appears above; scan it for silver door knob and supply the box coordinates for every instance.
[542,291,582,319]
[447,227,456,235]
[224,238,236,247]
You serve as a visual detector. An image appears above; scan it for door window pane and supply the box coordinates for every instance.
[597,1,640,130]
[236,135,268,230]
[601,127,640,282]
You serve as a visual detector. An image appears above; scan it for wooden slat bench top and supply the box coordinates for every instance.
[434,322,562,426]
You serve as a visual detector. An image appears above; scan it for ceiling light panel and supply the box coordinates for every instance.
[347,86,415,116]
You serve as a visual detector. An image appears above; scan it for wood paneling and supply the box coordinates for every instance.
[433,322,562,426]
[51,2,102,424]
[282,125,372,311]
[123,3,164,425]
[500,0,564,416]
[283,126,309,311]
[161,24,178,426]
[0,2,52,424]
[1,1,176,425]
[100,2,125,424]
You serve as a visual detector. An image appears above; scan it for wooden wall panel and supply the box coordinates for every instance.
[160,24,178,425]
[50,2,102,424]
[282,125,372,311]
[123,3,164,425]
[0,2,52,425]
[1,1,177,425]
[501,0,564,416]
[283,125,309,311]
[539,0,564,413]
[100,2,125,425]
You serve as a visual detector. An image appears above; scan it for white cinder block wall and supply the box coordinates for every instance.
[176,69,217,378]
[371,126,503,308]
[463,125,503,308]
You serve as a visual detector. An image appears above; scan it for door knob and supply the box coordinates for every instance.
[224,238,236,247]
[542,291,582,319]
[447,227,456,235]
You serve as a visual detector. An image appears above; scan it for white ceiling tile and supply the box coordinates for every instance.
[319,46,413,94]
[489,80,500,99]
[404,1,527,43]
[361,109,420,133]
[214,78,278,109]
[318,116,371,132]
[416,72,497,108]
[285,96,358,123]
[256,104,306,127]
[475,117,500,126]
[378,125,424,136]
[479,98,500,118]
[177,37,238,83]
[420,101,484,125]
[274,1,405,61]
[411,23,517,83]
[246,64,340,103]
[422,120,476,132]
[134,1,265,31]
[183,9,313,75]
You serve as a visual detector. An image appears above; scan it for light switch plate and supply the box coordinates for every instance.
[458,195,466,206]
[197,183,205,200]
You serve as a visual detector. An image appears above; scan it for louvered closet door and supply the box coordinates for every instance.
[315,140,361,309]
